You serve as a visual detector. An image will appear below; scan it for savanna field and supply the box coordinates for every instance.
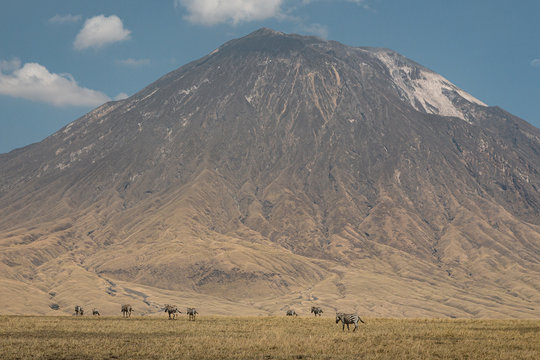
[0,315,538,359]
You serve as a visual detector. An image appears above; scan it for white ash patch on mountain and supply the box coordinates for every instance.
[55,162,70,170]
[178,79,210,96]
[123,89,160,113]
[62,123,74,134]
[55,143,95,170]
[375,51,486,121]
[139,88,159,102]
[69,143,95,162]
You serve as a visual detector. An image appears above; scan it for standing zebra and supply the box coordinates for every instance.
[92,308,100,316]
[310,306,323,316]
[74,305,83,316]
[186,307,198,321]
[286,310,298,316]
[121,304,133,318]
[335,312,365,332]
[164,304,181,319]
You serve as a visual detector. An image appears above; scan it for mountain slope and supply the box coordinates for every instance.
[1,28,539,317]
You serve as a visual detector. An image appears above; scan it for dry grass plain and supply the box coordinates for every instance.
[0,315,538,359]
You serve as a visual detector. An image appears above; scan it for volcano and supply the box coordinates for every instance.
[1,28,539,317]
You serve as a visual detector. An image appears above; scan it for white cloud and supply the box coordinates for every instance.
[114,92,129,100]
[74,15,131,50]
[0,60,110,107]
[0,58,22,72]
[531,59,540,68]
[49,14,82,24]
[173,0,370,26]
[175,0,284,25]
[116,58,150,67]
[298,23,328,39]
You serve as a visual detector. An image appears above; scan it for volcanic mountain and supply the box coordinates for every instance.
[1,28,539,317]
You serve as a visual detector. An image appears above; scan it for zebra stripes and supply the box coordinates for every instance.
[121,304,133,318]
[311,306,323,316]
[335,312,365,331]
[187,307,198,321]
[74,305,83,316]
[164,304,181,319]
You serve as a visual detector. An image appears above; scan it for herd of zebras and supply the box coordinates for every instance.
[73,304,198,321]
[73,304,364,331]
[163,305,199,321]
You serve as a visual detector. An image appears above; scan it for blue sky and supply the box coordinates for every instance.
[1,0,539,154]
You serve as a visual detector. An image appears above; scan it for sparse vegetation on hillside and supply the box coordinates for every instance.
[0,316,538,359]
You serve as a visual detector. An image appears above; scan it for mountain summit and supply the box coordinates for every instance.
[1,29,539,317]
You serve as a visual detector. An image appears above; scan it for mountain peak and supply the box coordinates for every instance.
[248,27,285,37]
[217,28,324,55]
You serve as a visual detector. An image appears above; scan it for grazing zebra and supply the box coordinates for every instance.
[286,310,298,316]
[335,312,365,332]
[74,305,83,316]
[310,306,323,317]
[187,307,198,321]
[164,304,181,319]
[121,304,133,318]
[92,308,100,316]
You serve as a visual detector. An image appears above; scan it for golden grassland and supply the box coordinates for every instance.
[0,315,538,359]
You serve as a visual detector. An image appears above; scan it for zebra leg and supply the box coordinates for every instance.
[346,323,350,331]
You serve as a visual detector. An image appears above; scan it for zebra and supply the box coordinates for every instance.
[74,305,83,316]
[187,307,198,321]
[310,306,323,316]
[92,308,100,316]
[335,312,365,332]
[164,304,181,319]
[286,310,298,316]
[121,304,133,318]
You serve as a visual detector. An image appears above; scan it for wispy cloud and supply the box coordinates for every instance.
[114,92,129,100]
[116,58,150,67]
[0,59,110,107]
[0,58,22,72]
[175,0,284,25]
[531,59,540,68]
[74,15,131,50]
[49,14,82,24]
[297,23,328,39]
